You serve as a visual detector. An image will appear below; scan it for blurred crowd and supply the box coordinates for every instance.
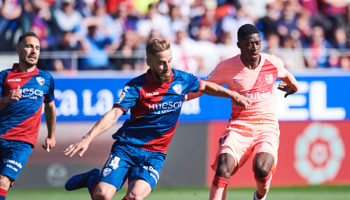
[1,0,350,73]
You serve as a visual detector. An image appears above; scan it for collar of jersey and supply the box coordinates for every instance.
[146,69,174,85]
[12,63,39,74]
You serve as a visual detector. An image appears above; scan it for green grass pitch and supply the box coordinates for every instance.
[8,185,350,200]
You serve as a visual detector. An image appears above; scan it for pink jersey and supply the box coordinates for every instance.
[207,53,286,122]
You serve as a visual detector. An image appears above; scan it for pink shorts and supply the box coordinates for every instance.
[212,119,280,173]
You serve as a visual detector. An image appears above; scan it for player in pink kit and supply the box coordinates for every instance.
[205,24,298,200]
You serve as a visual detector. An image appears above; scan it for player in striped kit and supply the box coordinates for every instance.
[64,39,251,200]
[0,32,56,199]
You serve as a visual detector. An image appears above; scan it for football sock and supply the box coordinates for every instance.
[0,188,7,200]
[210,176,229,200]
[87,175,99,198]
[122,197,130,200]
[254,172,272,199]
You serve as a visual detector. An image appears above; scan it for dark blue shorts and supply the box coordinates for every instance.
[0,139,33,181]
[99,141,166,190]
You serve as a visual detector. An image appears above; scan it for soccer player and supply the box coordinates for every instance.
[0,32,56,199]
[64,39,251,200]
[189,24,299,200]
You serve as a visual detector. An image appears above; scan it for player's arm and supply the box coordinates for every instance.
[0,85,21,111]
[199,80,251,109]
[64,106,124,157]
[278,70,299,98]
[43,100,56,152]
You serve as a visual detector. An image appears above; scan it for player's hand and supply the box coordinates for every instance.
[42,137,56,152]
[277,82,296,98]
[64,137,91,158]
[8,85,22,102]
[232,92,251,109]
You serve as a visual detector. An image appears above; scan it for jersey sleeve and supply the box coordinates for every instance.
[114,83,139,113]
[184,72,202,94]
[44,75,55,103]
[268,54,287,78]
[206,64,225,85]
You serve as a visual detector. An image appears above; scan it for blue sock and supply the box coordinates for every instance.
[87,175,99,196]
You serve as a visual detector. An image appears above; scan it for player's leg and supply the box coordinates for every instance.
[92,181,117,200]
[210,153,237,200]
[251,125,279,200]
[0,175,11,200]
[0,139,32,200]
[124,179,152,200]
[253,152,274,200]
[210,127,253,200]
[123,150,166,200]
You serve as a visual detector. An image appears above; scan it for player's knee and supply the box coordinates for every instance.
[253,164,271,178]
[126,190,147,200]
[0,175,11,190]
[216,164,232,179]
[93,189,113,200]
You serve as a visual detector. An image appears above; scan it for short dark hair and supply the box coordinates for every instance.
[146,39,170,58]
[18,32,39,45]
[237,24,260,41]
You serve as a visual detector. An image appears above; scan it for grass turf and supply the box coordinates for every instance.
[7,185,350,200]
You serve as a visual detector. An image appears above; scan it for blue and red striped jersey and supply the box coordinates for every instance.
[113,69,202,154]
[0,64,55,147]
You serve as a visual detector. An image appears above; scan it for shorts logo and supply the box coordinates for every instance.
[36,77,45,86]
[102,168,112,177]
[172,84,182,95]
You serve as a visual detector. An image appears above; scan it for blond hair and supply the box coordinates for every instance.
[146,39,170,58]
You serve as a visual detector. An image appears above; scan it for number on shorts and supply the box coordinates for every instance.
[109,156,120,170]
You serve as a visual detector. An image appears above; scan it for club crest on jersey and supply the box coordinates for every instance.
[172,84,182,95]
[36,77,45,86]
[102,168,112,177]
[265,74,273,84]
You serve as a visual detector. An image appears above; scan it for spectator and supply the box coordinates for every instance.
[329,26,350,69]
[280,35,305,70]
[54,0,82,32]
[78,24,113,70]
[194,24,220,73]
[52,31,82,71]
[166,3,189,42]
[189,0,219,41]
[110,30,144,71]
[0,0,23,51]
[113,1,139,33]
[264,32,280,56]
[303,25,333,68]
[216,31,240,60]
[256,2,282,40]
[171,28,202,74]
[275,1,300,41]
[136,2,171,42]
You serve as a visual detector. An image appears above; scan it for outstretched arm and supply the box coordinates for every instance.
[278,70,299,98]
[199,80,251,109]
[64,107,124,157]
[43,101,56,152]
